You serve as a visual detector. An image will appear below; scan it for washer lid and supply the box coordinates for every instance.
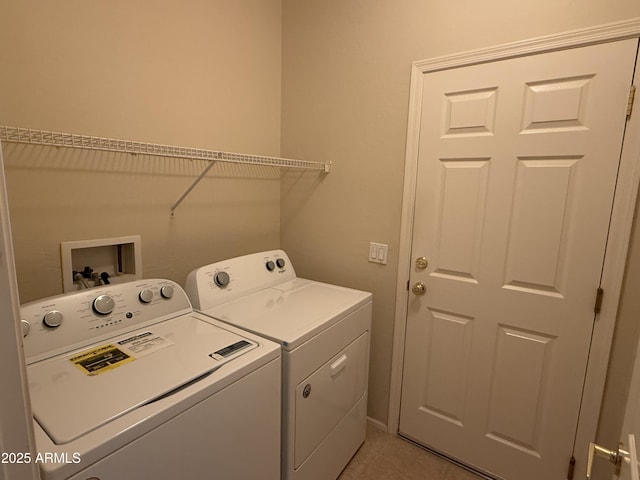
[203,278,372,350]
[27,315,257,445]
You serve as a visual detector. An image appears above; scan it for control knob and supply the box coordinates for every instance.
[139,289,154,304]
[21,320,31,337]
[43,310,64,328]
[214,271,230,288]
[266,261,276,272]
[276,258,286,269]
[93,295,115,315]
[160,285,174,299]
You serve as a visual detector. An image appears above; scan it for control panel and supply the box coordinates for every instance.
[21,279,192,364]
[265,258,286,272]
[185,250,297,311]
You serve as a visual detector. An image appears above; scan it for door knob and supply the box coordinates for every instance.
[411,282,426,296]
[586,441,629,479]
[416,257,428,269]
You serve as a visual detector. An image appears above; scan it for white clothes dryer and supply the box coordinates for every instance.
[185,250,372,480]
[21,279,281,480]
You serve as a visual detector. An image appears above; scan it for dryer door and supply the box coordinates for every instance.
[294,331,369,468]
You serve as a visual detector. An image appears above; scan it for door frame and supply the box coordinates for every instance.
[618,56,640,475]
[620,291,640,480]
[0,139,40,480]
[388,17,640,480]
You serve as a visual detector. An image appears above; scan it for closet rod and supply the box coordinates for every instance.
[0,126,331,172]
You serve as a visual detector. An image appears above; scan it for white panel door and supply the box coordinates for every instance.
[399,39,638,480]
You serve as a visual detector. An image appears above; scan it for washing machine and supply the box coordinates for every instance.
[185,250,372,480]
[20,278,281,480]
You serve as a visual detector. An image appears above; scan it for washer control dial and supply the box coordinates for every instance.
[43,310,64,328]
[266,261,275,271]
[276,258,286,269]
[21,320,31,337]
[160,285,174,299]
[214,271,230,288]
[93,295,115,315]
[139,289,154,304]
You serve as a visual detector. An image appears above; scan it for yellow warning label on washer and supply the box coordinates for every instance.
[70,344,135,375]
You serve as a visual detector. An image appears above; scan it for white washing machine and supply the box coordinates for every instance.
[185,250,372,480]
[21,278,281,480]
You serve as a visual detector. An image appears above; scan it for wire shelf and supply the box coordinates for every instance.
[0,126,330,214]
[0,126,330,172]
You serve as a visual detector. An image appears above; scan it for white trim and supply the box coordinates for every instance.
[387,61,424,434]
[366,415,388,433]
[388,17,640,480]
[576,51,640,480]
[0,140,40,480]
[620,207,640,477]
[413,17,640,74]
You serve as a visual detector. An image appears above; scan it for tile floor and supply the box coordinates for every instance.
[338,424,486,480]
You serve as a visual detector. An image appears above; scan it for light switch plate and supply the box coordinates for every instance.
[369,242,388,265]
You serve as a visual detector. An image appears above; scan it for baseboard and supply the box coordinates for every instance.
[366,416,389,433]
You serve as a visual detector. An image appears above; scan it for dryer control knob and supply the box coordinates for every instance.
[214,271,230,288]
[139,289,154,304]
[266,261,276,272]
[160,285,174,299]
[93,295,115,315]
[43,310,64,328]
[276,258,286,269]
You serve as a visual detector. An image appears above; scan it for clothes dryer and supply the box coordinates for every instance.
[21,279,281,480]
[185,250,372,480]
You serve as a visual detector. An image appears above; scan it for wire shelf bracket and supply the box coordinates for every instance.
[0,126,331,215]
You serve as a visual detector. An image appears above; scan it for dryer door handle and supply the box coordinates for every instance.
[330,354,348,377]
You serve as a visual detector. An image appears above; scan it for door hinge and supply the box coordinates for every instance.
[627,85,636,119]
[594,287,604,314]
[567,455,576,480]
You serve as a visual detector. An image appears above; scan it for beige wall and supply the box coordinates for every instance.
[280,0,640,430]
[0,0,283,302]
[3,0,640,458]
